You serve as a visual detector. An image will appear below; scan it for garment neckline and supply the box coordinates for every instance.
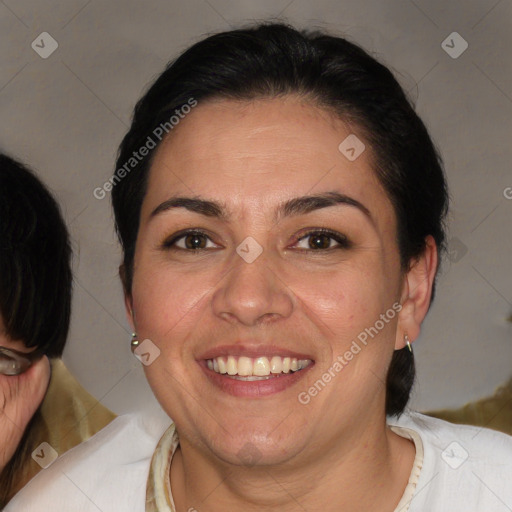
[145,421,424,512]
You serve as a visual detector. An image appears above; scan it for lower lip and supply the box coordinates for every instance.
[199,361,314,397]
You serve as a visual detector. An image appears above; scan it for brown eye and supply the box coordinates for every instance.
[182,233,208,249]
[162,230,217,251]
[308,233,332,249]
[295,229,351,251]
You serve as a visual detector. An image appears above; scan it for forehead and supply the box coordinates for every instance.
[141,96,393,226]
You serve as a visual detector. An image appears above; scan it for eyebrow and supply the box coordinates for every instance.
[150,191,373,225]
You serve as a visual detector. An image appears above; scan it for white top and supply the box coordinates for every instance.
[5,411,512,512]
[144,418,424,512]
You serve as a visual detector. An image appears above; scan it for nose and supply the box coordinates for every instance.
[211,251,294,327]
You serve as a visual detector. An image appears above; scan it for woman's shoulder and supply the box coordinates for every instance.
[389,411,512,511]
[4,412,173,512]
[392,410,512,457]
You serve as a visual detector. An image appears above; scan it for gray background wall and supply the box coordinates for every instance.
[1,0,511,417]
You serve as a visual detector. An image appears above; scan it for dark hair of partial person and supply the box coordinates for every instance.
[0,153,73,506]
[111,22,449,416]
[0,153,72,358]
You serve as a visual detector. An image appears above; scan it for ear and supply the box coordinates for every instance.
[120,264,136,332]
[395,235,438,349]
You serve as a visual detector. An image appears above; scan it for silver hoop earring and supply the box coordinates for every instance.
[405,334,412,353]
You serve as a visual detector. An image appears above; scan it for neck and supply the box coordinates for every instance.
[170,412,415,512]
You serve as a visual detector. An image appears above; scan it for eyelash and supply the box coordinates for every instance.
[161,228,351,252]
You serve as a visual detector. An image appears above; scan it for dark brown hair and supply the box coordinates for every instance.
[0,153,72,357]
[0,153,72,506]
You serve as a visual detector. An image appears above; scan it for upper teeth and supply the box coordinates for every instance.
[206,356,312,376]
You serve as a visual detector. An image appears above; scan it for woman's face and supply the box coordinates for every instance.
[128,96,408,466]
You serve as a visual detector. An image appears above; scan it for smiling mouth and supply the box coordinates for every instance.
[205,355,313,381]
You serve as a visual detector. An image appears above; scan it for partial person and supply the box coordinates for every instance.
[0,154,115,507]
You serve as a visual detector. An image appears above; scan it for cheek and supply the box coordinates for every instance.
[288,260,394,337]
[131,262,215,346]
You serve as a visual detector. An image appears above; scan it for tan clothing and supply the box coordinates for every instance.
[427,377,512,436]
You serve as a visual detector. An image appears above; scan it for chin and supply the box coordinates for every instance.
[203,424,309,468]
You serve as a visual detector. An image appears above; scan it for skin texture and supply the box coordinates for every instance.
[125,95,437,511]
[0,318,50,472]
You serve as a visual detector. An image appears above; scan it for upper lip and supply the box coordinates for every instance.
[198,344,315,361]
